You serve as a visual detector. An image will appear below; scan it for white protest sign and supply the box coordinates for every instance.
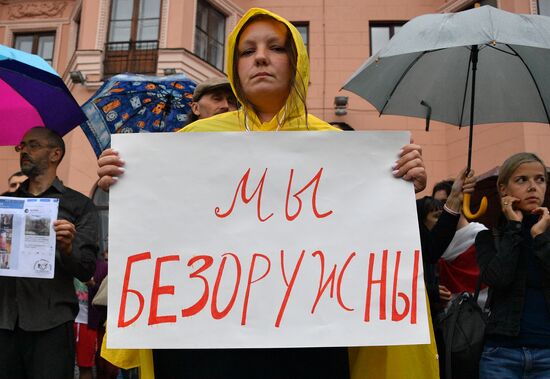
[108,131,429,348]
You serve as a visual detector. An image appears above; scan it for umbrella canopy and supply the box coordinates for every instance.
[342,6,550,218]
[342,6,550,128]
[0,44,87,146]
[79,73,196,157]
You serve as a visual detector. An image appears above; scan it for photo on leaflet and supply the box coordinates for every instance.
[0,214,14,269]
[24,216,51,236]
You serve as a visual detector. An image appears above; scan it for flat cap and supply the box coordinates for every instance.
[192,77,232,102]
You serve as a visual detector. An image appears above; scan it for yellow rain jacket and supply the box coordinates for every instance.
[102,7,439,379]
[348,293,440,379]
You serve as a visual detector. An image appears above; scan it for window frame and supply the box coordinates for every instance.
[369,21,405,57]
[104,0,162,78]
[194,0,227,71]
[538,0,550,16]
[13,32,56,64]
[106,0,163,44]
[292,21,310,54]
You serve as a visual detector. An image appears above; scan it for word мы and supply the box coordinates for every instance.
[215,167,333,222]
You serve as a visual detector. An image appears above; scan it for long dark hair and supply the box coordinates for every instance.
[416,196,443,228]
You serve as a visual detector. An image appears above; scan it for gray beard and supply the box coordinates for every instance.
[21,162,46,179]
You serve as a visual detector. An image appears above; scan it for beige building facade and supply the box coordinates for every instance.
[1,0,549,197]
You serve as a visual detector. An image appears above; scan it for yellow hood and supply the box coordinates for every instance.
[226,8,309,124]
[182,7,337,132]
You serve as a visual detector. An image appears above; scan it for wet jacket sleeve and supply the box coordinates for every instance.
[475,221,523,288]
[58,199,99,282]
[425,210,459,264]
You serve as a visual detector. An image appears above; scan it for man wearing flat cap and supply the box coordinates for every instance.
[189,77,238,122]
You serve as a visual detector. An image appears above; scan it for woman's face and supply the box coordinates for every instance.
[236,18,292,108]
[500,161,547,212]
[424,209,442,231]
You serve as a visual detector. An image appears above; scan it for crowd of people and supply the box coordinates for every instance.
[1,6,549,379]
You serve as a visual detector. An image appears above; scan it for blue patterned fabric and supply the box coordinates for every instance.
[79,73,196,157]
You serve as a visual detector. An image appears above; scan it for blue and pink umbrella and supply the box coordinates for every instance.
[0,44,86,146]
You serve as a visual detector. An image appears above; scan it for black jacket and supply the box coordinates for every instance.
[476,219,550,337]
[0,178,98,331]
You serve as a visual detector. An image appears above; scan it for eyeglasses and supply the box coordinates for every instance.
[14,141,53,153]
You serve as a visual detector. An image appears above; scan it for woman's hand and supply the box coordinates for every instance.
[445,168,476,213]
[501,195,522,222]
[97,148,125,191]
[531,207,550,237]
[393,141,426,193]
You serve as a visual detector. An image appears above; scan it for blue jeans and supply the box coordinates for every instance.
[479,345,550,379]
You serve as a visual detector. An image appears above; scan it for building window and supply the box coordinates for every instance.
[292,22,309,53]
[13,32,55,64]
[92,186,109,255]
[369,22,404,56]
[195,0,226,71]
[104,0,161,78]
[539,0,550,16]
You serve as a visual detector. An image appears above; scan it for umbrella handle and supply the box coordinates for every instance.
[463,193,487,220]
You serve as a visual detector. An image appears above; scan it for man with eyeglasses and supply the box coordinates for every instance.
[0,127,99,379]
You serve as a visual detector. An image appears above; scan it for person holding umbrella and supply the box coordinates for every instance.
[475,152,550,378]
[98,7,430,379]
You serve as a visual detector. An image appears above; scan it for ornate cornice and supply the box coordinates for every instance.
[8,1,67,20]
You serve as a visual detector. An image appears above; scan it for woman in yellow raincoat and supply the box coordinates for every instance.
[98,7,436,379]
